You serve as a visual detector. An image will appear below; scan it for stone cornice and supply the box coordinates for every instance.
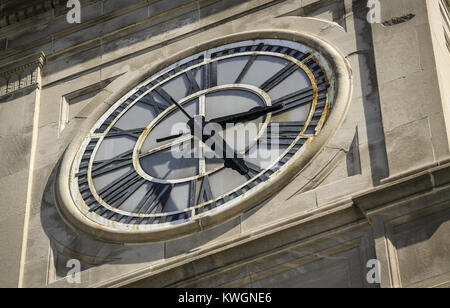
[0,0,65,28]
[353,157,450,219]
[0,52,46,97]
[0,52,46,76]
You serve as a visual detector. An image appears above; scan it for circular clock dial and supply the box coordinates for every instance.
[70,39,331,231]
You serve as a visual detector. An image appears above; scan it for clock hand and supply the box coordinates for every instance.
[187,116,249,175]
[209,104,284,126]
[150,115,248,174]
[141,135,194,158]
[203,132,250,175]
[156,132,186,143]
[154,100,195,142]
[169,98,193,121]
[156,104,284,143]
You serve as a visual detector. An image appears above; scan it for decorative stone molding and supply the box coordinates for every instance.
[0,0,66,28]
[0,52,46,98]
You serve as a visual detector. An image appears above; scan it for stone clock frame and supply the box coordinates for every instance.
[55,30,352,244]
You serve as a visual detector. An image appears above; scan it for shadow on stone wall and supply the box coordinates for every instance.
[40,155,238,280]
[40,158,160,279]
[351,0,389,185]
[35,0,285,77]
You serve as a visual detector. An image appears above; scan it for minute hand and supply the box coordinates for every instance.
[210,104,284,125]
[203,132,249,175]
[188,115,249,175]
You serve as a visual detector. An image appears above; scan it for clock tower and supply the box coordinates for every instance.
[0,0,449,288]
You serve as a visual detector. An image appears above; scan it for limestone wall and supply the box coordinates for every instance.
[0,0,448,288]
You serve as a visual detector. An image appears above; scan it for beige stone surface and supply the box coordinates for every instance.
[385,117,436,176]
[0,0,449,288]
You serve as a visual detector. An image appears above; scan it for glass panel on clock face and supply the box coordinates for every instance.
[194,66,204,89]
[161,74,191,102]
[119,182,153,213]
[141,99,198,153]
[222,122,261,154]
[266,68,313,123]
[95,136,135,161]
[114,102,158,131]
[205,89,264,120]
[245,145,289,170]
[217,56,251,85]
[152,91,172,109]
[240,56,291,87]
[267,69,310,101]
[164,182,190,212]
[271,102,312,123]
[205,157,224,172]
[93,166,132,192]
[140,148,198,180]
[208,168,249,198]
[205,89,265,154]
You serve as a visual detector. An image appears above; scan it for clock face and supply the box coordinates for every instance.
[68,39,332,235]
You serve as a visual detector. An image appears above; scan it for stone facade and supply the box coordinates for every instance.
[0,0,449,288]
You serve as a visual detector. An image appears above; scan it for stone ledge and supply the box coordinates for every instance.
[354,158,450,216]
[0,52,45,97]
[0,52,46,76]
[380,156,450,185]
[0,0,64,28]
[0,83,40,101]
[0,0,100,29]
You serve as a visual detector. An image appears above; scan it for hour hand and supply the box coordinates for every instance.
[156,133,185,143]
[209,104,284,126]
[204,131,249,175]
[223,156,249,175]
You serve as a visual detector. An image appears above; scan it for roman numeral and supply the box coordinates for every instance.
[260,122,305,146]
[188,179,197,207]
[304,58,325,79]
[94,104,130,134]
[76,139,98,177]
[189,175,215,207]
[197,175,214,205]
[139,93,170,114]
[78,150,134,178]
[244,162,270,183]
[185,70,201,95]
[204,61,217,89]
[235,43,264,84]
[134,183,173,215]
[261,62,299,92]
[271,83,329,115]
[105,127,144,139]
[271,86,313,113]
[153,86,178,106]
[96,169,146,209]
[235,55,257,84]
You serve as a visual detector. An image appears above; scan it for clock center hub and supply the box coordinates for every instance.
[133,84,272,184]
